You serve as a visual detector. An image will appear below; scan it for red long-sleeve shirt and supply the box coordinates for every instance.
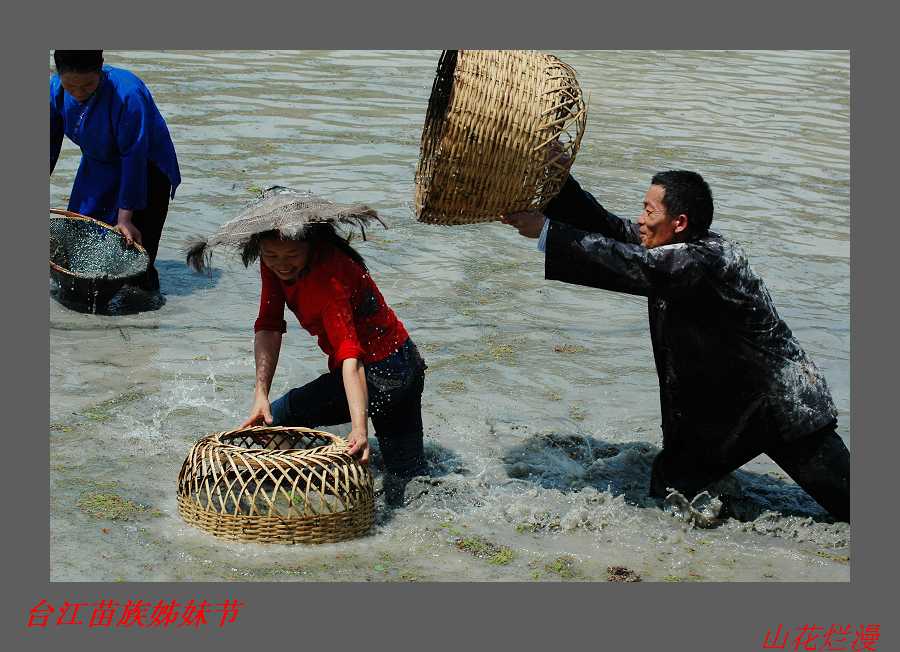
[253,246,409,371]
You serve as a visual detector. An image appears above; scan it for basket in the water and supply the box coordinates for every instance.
[414,50,587,225]
[49,209,149,310]
[177,426,375,544]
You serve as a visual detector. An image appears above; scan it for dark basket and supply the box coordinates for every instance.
[49,209,149,312]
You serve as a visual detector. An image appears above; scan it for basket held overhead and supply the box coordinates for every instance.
[177,426,375,544]
[414,50,587,225]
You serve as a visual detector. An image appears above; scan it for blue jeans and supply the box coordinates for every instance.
[271,338,428,478]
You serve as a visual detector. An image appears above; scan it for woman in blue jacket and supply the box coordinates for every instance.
[50,50,181,291]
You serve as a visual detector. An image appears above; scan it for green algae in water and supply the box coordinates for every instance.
[489,548,514,565]
[816,551,850,563]
[442,351,487,366]
[568,404,587,421]
[454,535,514,565]
[488,341,516,361]
[439,380,467,394]
[438,521,464,537]
[81,409,113,422]
[663,571,704,582]
[77,491,151,521]
[554,344,586,354]
[545,555,579,579]
[607,566,642,582]
[510,511,561,534]
[79,389,147,421]
[55,473,120,491]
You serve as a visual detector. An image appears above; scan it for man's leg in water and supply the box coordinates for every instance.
[649,429,766,502]
[765,424,850,522]
[650,422,850,523]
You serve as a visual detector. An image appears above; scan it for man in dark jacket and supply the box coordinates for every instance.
[502,171,849,522]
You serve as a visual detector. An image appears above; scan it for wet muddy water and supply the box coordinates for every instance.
[50,50,849,581]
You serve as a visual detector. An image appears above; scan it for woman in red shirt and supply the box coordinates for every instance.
[236,222,428,505]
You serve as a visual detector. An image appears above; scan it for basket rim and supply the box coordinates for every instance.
[204,425,348,457]
[50,207,149,279]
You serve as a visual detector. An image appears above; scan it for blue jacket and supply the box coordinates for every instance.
[50,65,181,225]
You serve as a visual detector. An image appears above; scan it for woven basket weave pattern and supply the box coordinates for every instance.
[49,209,148,280]
[415,50,587,225]
[177,426,374,544]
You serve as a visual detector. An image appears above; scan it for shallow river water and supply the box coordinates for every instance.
[49,50,850,582]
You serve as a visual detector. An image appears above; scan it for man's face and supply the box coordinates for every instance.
[638,184,682,249]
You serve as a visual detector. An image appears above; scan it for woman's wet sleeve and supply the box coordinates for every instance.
[254,263,288,334]
[320,278,365,364]
[543,175,641,244]
[114,92,152,211]
[545,222,706,298]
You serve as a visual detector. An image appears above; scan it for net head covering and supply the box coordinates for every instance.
[186,186,385,272]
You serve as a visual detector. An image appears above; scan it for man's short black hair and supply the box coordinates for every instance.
[53,50,104,74]
[650,170,714,238]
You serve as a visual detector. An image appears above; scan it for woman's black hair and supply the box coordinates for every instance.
[241,223,367,270]
[53,50,104,74]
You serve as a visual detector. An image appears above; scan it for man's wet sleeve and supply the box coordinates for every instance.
[545,222,705,297]
[543,175,641,243]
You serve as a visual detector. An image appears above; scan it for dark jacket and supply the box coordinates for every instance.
[543,175,837,448]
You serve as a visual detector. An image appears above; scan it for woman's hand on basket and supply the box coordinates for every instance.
[115,209,144,248]
[501,211,545,238]
[240,393,274,429]
[346,428,370,465]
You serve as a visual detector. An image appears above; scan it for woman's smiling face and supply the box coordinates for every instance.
[259,238,312,281]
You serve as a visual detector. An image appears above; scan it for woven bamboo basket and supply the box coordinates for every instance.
[415,50,587,225]
[49,208,149,311]
[177,426,375,544]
